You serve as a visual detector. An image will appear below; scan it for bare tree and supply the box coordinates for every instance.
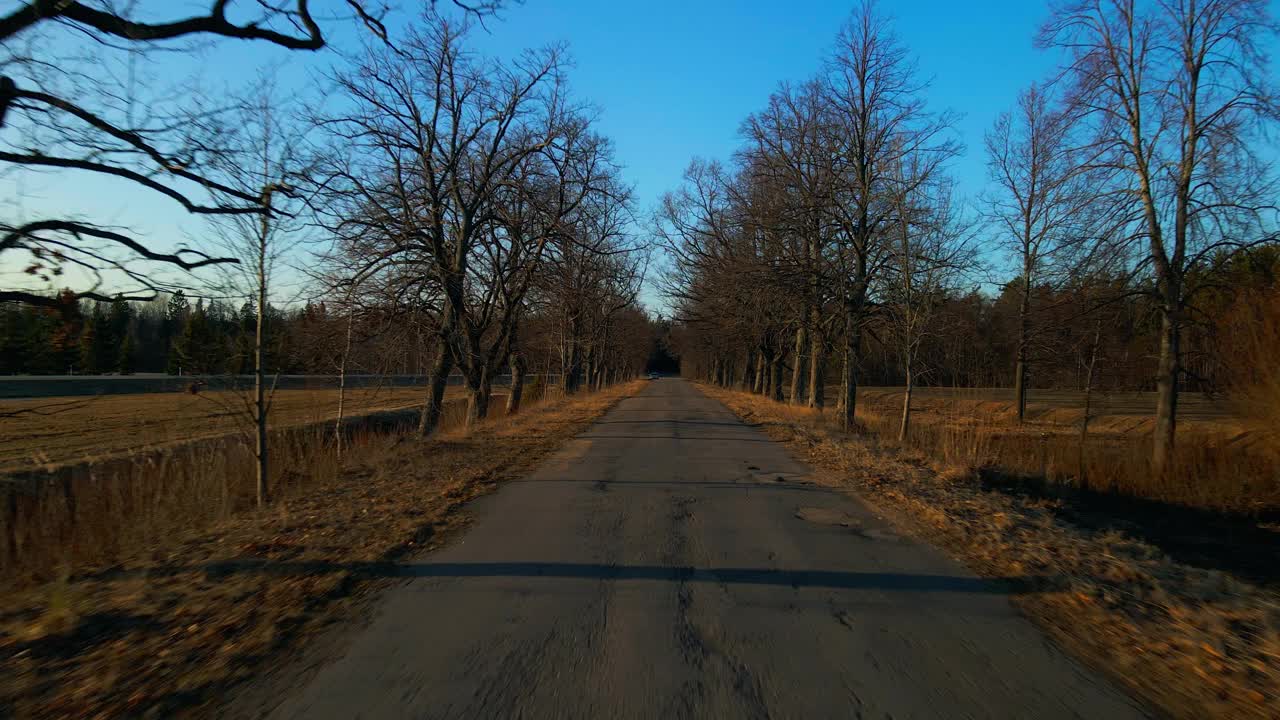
[824,0,960,430]
[740,80,837,408]
[883,163,970,441]
[319,14,563,432]
[983,83,1099,423]
[1,1,503,309]
[1041,0,1280,474]
[209,83,309,507]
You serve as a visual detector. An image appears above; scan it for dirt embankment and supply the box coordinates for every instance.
[703,385,1280,720]
[0,382,640,719]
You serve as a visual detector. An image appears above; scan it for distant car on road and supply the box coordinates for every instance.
[647,372,660,380]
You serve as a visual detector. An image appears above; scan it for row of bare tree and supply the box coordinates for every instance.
[659,0,1278,475]
[0,2,654,504]
[311,15,648,433]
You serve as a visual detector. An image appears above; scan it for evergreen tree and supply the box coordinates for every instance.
[174,300,218,374]
[165,291,191,374]
[117,333,137,375]
[48,290,84,374]
[21,305,59,374]
[106,296,134,373]
[78,310,100,375]
[232,298,257,374]
[0,304,27,373]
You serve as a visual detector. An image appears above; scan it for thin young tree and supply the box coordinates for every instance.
[210,84,307,507]
[983,83,1097,423]
[884,158,969,442]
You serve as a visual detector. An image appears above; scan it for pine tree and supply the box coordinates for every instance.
[78,313,99,374]
[175,301,217,374]
[117,333,137,375]
[0,304,25,373]
[165,291,191,374]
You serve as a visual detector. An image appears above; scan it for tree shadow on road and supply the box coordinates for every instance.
[127,560,1054,595]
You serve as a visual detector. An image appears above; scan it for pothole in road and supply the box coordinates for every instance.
[795,507,899,541]
[796,507,858,528]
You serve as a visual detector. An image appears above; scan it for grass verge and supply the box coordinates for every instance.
[701,384,1280,720]
[0,381,640,719]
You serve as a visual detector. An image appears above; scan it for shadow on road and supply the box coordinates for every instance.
[509,479,835,494]
[166,560,1050,594]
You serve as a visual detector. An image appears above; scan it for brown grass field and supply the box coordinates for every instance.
[855,385,1247,435]
[0,386,482,473]
[0,383,1246,476]
[816,385,1275,513]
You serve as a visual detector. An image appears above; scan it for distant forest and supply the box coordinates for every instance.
[2,290,327,376]
[668,246,1278,395]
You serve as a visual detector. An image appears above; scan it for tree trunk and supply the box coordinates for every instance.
[254,211,268,508]
[1078,318,1102,492]
[564,317,583,395]
[1152,302,1180,477]
[807,330,825,411]
[769,356,784,402]
[507,352,526,415]
[1014,266,1031,423]
[898,352,913,443]
[335,301,355,457]
[789,324,808,404]
[418,340,455,436]
[741,351,755,389]
[466,364,492,427]
[841,315,860,432]
[753,350,766,394]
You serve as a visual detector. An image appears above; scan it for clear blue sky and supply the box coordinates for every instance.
[6,0,1272,307]
[467,0,1059,215]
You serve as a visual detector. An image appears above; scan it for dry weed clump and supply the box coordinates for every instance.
[0,381,638,719]
[705,384,1280,720]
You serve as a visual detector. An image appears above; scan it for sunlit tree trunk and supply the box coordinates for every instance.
[418,338,454,436]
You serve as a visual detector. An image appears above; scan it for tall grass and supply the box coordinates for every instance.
[1,386,567,590]
[854,407,1279,513]
[1225,285,1280,451]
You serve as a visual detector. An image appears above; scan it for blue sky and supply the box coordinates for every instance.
[6,0,1271,308]
[466,0,1059,215]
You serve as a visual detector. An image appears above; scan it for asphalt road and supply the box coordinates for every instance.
[257,378,1147,719]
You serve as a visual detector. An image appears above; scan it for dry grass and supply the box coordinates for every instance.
[0,386,544,589]
[1225,285,1280,452]
[0,385,479,473]
[0,380,641,719]
[703,384,1280,720]
[824,385,1278,513]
